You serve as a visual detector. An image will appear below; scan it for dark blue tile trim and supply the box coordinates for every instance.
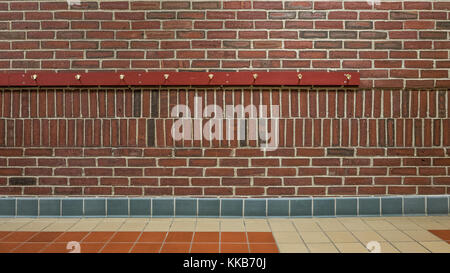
[290,198,312,217]
[221,199,243,217]
[404,197,426,216]
[244,199,266,217]
[39,199,61,217]
[426,196,449,215]
[336,198,357,216]
[313,198,335,217]
[198,199,220,217]
[85,199,106,217]
[130,199,151,217]
[0,198,16,217]
[107,198,128,217]
[61,199,83,217]
[152,198,174,217]
[359,197,380,216]
[0,196,448,218]
[381,197,403,216]
[268,199,289,217]
[17,199,38,217]
[175,199,197,217]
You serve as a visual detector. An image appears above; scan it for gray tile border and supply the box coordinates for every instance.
[244,199,267,217]
[313,198,335,217]
[198,198,220,217]
[268,199,289,217]
[404,196,426,216]
[85,199,106,217]
[0,198,16,217]
[221,199,243,217]
[0,196,448,218]
[129,198,151,217]
[61,199,83,217]
[426,196,448,215]
[381,197,403,216]
[17,199,38,217]
[39,199,61,217]
[289,198,312,217]
[336,198,357,216]
[106,198,128,217]
[152,198,174,217]
[359,197,381,216]
[175,198,197,217]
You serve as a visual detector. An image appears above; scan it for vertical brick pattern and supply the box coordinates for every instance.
[0,88,449,197]
[0,1,449,88]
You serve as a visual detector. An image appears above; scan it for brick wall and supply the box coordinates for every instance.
[0,1,449,197]
[0,0,448,88]
[0,88,449,196]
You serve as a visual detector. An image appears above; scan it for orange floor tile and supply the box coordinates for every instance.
[82,232,115,243]
[1,232,37,242]
[130,243,162,253]
[221,243,250,253]
[54,232,89,243]
[193,232,220,243]
[247,232,276,243]
[138,232,166,243]
[28,232,63,243]
[428,230,450,244]
[0,231,279,253]
[41,243,71,253]
[221,232,247,243]
[165,231,194,243]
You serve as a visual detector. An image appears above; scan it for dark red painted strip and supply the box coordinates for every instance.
[0,72,359,87]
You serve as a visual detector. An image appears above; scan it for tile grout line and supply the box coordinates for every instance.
[188,220,197,253]
[340,218,379,253]
[243,220,251,253]
[157,220,172,253]
[218,220,221,253]
[86,218,118,253]
[39,219,81,253]
[128,230,145,254]
[290,219,311,253]
[316,219,342,253]
[19,219,57,253]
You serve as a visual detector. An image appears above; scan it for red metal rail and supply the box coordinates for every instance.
[0,71,359,87]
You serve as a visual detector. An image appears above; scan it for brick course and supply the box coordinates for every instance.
[0,88,449,197]
[0,1,448,87]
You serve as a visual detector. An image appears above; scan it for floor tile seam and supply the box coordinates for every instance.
[158,230,170,254]
[267,219,277,253]
[127,230,145,253]
[45,219,79,233]
[96,229,119,253]
[19,220,54,233]
[338,220,386,253]
[348,229,402,253]
[315,221,341,253]
[19,241,53,253]
[416,240,447,253]
[375,229,418,245]
[290,219,311,253]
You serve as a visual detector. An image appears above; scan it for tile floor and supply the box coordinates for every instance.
[0,216,448,253]
[0,231,278,253]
